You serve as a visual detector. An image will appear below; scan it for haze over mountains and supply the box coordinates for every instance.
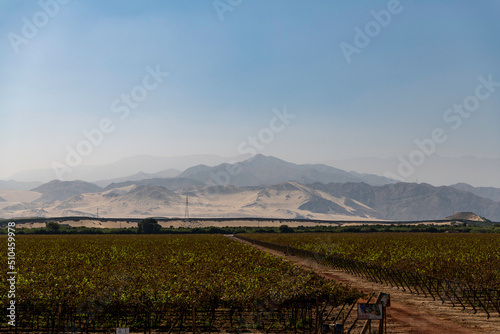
[5,154,500,188]
[177,155,394,187]
[1,155,499,221]
[326,156,500,188]
[5,154,231,184]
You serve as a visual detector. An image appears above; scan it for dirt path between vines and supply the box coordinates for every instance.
[231,236,500,334]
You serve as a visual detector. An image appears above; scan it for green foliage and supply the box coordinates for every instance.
[1,220,499,235]
[45,221,60,232]
[137,218,161,234]
[246,232,500,288]
[279,224,294,233]
[0,235,362,309]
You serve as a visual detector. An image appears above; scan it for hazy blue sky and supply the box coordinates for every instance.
[0,0,499,180]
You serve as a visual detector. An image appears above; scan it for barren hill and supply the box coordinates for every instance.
[445,212,490,222]
[2,155,500,221]
[450,183,500,202]
[104,177,203,192]
[32,180,102,203]
[179,154,394,187]
[309,182,500,221]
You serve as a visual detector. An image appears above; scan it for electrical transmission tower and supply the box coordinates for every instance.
[184,196,189,221]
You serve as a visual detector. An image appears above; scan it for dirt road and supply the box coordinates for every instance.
[232,236,500,334]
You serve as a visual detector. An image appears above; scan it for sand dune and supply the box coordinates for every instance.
[5,180,493,221]
[0,182,379,220]
[0,189,42,210]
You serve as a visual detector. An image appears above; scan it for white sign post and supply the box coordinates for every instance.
[116,328,130,334]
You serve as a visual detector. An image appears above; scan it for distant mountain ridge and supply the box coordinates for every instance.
[94,169,181,187]
[309,182,500,221]
[6,154,238,183]
[4,153,499,189]
[179,154,395,187]
[104,177,204,192]
[450,183,500,202]
[32,180,102,203]
[1,180,498,221]
[324,155,500,188]
[0,180,42,191]
[1,155,499,221]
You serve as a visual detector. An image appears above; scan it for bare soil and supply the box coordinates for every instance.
[232,236,500,334]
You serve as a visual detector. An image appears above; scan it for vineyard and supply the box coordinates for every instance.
[0,234,362,332]
[240,233,500,317]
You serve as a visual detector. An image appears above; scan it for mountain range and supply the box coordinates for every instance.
[5,154,232,183]
[0,154,499,221]
[325,155,500,188]
[5,154,500,188]
[450,183,500,203]
[178,155,394,187]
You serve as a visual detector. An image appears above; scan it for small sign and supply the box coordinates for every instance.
[116,328,129,334]
[357,303,383,320]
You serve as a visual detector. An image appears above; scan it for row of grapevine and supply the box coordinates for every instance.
[0,234,363,332]
[239,233,500,318]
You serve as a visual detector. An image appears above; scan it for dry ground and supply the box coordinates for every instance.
[232,236,500,334]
